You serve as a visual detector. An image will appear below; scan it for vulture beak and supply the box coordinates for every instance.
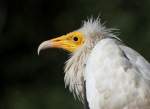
[38,35,75,55]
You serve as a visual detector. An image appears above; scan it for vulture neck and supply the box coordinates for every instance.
[64,35,120,100]
[64,40,95,100]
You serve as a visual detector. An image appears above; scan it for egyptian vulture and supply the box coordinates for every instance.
[38,18,150,109]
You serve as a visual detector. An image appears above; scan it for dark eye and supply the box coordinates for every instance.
[73,36,78,41]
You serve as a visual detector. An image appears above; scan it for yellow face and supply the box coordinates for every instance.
[38,32,85,53]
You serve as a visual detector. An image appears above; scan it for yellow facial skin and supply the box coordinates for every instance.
[38,32,85,54]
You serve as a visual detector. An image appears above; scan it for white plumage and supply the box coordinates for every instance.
[38,18,150,109]
[85,38,150,109]
[65,19,150,109]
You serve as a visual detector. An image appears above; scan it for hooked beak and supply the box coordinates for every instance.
[38,35,76,55]
[38,40,52,55]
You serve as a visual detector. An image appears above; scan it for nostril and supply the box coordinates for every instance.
[55,39,61,41]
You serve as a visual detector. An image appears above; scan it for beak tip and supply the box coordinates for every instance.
[37,43,44,56]
[37,48,40,55]
[37,40,51,56]
[37,45,42,55]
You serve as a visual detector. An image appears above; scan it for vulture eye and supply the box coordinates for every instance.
[73,36,78,41]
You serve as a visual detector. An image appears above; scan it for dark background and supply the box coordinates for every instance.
[1,0,150,109]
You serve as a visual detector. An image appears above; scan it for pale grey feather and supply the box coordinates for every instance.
[120,45,150,82]
[85,38,150,109]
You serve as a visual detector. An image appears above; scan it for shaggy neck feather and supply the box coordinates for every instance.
[64,42,92,100]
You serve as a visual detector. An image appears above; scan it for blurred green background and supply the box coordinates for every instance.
[1,0,150,109]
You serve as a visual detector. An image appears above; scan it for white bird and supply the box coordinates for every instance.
[38,18,150,109]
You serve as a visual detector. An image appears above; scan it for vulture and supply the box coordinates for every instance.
[38,18,150,109]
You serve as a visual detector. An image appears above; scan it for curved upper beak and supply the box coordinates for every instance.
[37,35,75,55]
[38,40,52,55]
